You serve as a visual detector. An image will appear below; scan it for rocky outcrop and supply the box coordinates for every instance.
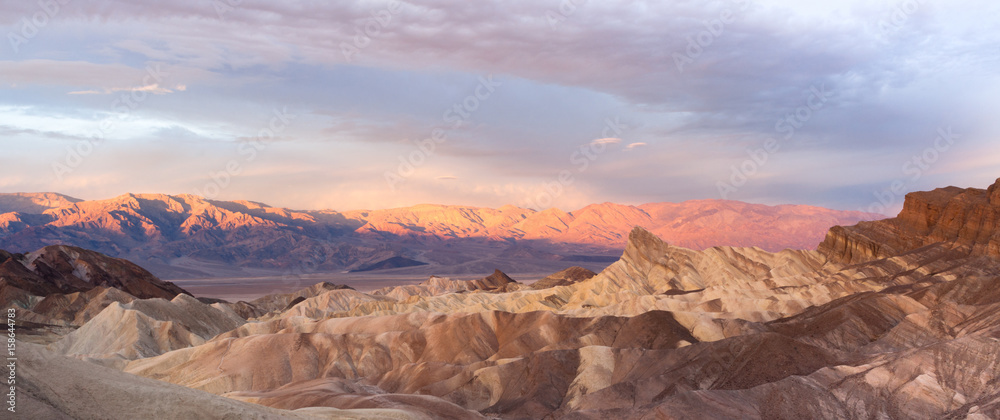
[30,286,136,326]
[0,251,63,298]
[819,178,1000,264]
[530,266,597,289]
[0,245,190,336]
[28,245,189,299]
[0,245,187,302]
[372,269,521,299]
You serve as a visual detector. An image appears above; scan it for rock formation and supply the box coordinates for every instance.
[371,269,522,300]
[233,282,355,319]
[819,177,1000,264]
[530,266,597,289]
[0,245,186,301]
[49,293,246,361]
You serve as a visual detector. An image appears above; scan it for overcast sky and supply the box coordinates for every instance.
[1,0,998,214]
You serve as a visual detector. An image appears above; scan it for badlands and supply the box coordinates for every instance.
[4,178,1000,419]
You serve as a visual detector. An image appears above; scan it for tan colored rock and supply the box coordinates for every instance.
[372,269,521,300]
[16,341,433,419]
[49,293,245,360]
[530,266,597,290]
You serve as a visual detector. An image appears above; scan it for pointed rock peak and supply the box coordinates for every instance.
[171,292,201,305]
[627,226,668,250]
[0,192,81,214]
[311,282,353,292]
[484,269,517,285]
[282,296,307,311]
[497,204,524,212]
[540,207,571,217]
[622,226,671,266]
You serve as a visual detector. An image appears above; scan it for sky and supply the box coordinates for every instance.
[1,0,998,215]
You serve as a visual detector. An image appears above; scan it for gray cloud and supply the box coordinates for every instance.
[0,0,997,211]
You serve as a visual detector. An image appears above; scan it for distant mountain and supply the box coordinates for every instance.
[0,192,81,214]
[0,192,881,278]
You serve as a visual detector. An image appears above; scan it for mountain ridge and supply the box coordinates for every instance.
[0,192,882,278]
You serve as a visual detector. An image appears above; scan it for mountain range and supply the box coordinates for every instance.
[0,193,880,278]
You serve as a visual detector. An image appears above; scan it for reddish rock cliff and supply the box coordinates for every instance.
[819,178,1000,264]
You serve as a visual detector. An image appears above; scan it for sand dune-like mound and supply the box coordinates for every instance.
[124,310,697,395]
[16,341,439,419]
[50,293,246,360]
[372,269,521,300]
[235,282,356,319]
[30,286,136,326]
[227,377,486,420]
[276,288,397,320]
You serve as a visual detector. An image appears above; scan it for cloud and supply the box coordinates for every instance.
[68,83,182,95]
[591,138,622,146]
[0,125,89,141]
[0,0,997,212]
[436,175,458,180]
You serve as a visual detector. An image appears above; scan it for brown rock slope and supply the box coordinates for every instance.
[0,245,195,345]
[820,178,1000,264]
[30,286,136,326]
[0,245,186,301]
[530,266,597,289]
